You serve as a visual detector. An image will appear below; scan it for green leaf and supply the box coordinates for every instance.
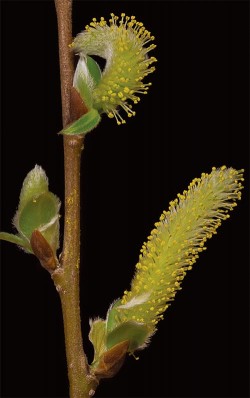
[106,321,150,353]
[17,192,60,240]
[89,318,107,366]
[60,108,101,136]
[106,299,122,333]
[74,73,93,109]
[19,165,48,212]
[73,56,101,108]
[40,217,60,253]
[86,55,102,86]
[0,232,31,252]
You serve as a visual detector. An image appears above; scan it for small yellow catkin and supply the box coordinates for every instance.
[115,167,244,333]
[71,13,157,125]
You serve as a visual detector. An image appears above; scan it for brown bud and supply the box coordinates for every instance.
[93,340,129,379]
[30,230,58,272]
[70,86,89,122]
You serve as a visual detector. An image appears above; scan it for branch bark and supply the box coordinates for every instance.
[54,0,73,127]
[53,1,98,397]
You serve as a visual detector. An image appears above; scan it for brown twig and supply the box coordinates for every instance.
[54,0,73,127]
[53,1,98,396]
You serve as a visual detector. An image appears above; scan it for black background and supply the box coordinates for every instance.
[0,1,249,397]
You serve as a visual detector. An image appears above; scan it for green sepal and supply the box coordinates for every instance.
[0,232,32,253]
[106,321,150,353]
[17,192,60,238]
[60,108,101,136]
[89,318,107,367]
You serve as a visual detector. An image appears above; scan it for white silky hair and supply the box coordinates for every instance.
[73,56,95,90]
[117,292,151,309]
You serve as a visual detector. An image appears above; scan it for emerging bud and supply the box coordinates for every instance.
[0,165,61,260]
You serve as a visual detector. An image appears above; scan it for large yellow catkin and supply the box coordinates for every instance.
[114,167,244,333]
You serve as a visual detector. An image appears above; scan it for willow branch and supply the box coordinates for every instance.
[54,0,74,127]
[53,1,97,397]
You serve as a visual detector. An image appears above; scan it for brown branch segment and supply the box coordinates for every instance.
[54,0,74,127]
[54,1,97,397]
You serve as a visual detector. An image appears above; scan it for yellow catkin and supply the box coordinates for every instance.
[116,167,244,333]
[71,13,157,124]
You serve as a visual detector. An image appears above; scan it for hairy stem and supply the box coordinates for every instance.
[54,1,97,397]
